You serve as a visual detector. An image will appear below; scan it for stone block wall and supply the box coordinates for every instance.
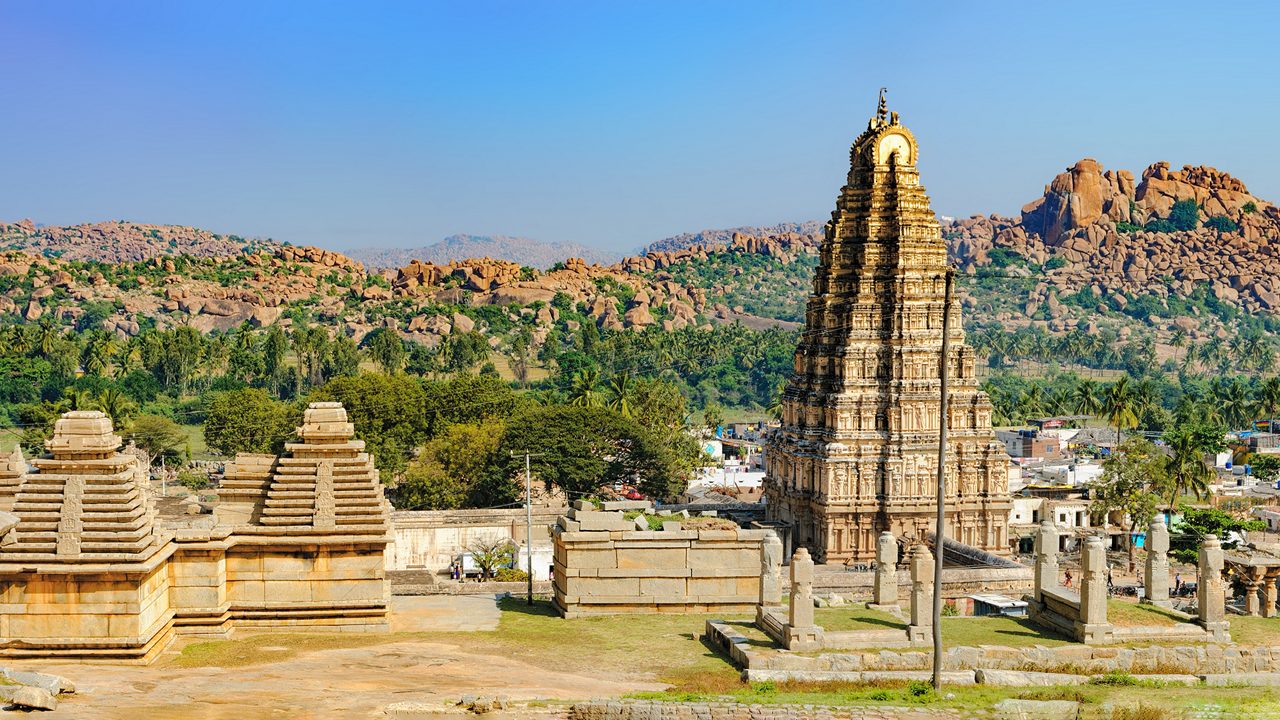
[553,519,771,617]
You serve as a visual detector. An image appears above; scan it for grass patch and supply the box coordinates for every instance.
[1229,615,1280,646]
[813,605,905,632]
[1106,600,1187,628]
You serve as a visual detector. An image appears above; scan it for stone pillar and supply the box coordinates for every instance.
[783,548,823,651]
[1034,519,1059,603]
[1079,535,1112,644]
[759,531,783,607]
[1265,570,1280,619]
[907,543,934,644]
[1197,534,1230,641]
[1144,518,1170,607]
[870,531,898,609]
[1243,568,1264,617]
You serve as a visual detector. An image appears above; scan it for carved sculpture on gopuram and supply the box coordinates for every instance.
[763,97,1013,563]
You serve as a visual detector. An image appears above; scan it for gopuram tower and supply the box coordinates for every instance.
[763,98,1012,563]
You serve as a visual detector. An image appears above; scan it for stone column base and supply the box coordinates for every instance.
[1199,620,1230,642]
[1078,622,1114,645]
[907,624,931,644]
[1141,598,1173,609]
[783,625,824,652]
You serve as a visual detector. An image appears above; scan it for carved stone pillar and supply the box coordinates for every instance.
[1034,519,1059,603]
[1265,570,1280,619]
[1144,518,1171,607]
[907,543,934,644]
[784,548,823,651]
[871,531,899,609]
[1079,535,1112,644]
[759,531,783,607]
[1197,534,1230,641]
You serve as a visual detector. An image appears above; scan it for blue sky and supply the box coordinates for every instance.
[1,2,1276,253]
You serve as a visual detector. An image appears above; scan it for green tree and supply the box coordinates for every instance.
[567,367,603,408]
[493,405,681,500]
[1170,507,1264,563]
[395,419,506,510]
[1102,375,1139,445]
[364,328,406,375]
[1089,436,1165,570]
[96,387,136,426]
[1251,454,1280,483]
[702,400,725,432]
[125,414,187,468]
[310,373,427,475]
[605,374,635,418]
[1160,425,1221,518]
[203,388,296,456]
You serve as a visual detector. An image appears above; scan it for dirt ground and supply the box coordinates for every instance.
[8,597,661,720]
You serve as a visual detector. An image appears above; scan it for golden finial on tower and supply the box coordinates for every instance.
[877,87,888,121]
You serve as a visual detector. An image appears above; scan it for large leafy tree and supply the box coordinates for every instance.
[493,405,687,502]
[203,388,297,456]
[395,419,506,510]
[125,414,187,468]
[309,372,428,475]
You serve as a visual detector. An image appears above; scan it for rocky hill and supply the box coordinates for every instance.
[0,219,274,263]
[347,234,619,270]
[2,156,1278,372]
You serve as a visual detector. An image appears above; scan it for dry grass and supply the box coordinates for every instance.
[168,632,398,668]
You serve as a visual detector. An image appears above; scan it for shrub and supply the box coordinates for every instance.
[941,602,959,617]
[492,568,529,583]
[1090,671,1139,686]
[177,469,210,490]
[1116,221,1143,234]
[1043,256,1067,270]
[1168,199,1200,232]
[1144,217,1177,234]
[1243,201,1258,214]
[905,680,935,701]
[1205,215,1239,233]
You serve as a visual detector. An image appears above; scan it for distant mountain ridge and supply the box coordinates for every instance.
[347,234,619,270]
[0,219,274,263]
[643,221,824,254]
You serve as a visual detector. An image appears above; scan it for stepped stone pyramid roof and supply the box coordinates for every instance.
[2,411,161,562]
[0,446,27,512]
[256,402,389,534]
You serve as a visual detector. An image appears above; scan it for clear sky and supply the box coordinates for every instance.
[1,1,1277,254]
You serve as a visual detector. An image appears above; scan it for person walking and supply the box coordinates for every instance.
[1064,570,1073,588]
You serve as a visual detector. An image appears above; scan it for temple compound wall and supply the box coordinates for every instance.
[0,403,391,662]
[552,501,776,617]
[764,104,1012,563]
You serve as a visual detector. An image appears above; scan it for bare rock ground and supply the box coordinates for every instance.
[9,597,659,720]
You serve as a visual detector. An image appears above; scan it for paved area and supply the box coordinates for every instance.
[389,594,503,632]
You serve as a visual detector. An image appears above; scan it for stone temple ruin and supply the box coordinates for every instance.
[0,403,391,662]
[763,105,1012,563]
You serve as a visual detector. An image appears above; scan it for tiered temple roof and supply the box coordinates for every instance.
[764,100,1012,562]
[2,411,161,562]
[257,402,389,534]
[0,446,26,513]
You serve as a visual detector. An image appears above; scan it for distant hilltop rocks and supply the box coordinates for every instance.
[948,158,1280,316]
[642,221,824,255]
[0,219,274,263]
[348,234,620,270]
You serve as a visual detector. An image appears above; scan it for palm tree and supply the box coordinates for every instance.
[1070,379,1102,417]
[605,374,635,418]
[1260,376,1280,432]
[568,367,603,408]
[766,381,786,421]
[96,388,135,426]
[1162,426,1216,520]
[1170,329,1188,365]
[1102,376,1139,446]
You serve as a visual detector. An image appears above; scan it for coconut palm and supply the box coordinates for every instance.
[1162,426,1216,518]
[605,374,635,418]
[568,367,604,408]
[1102,376,1139,446]
[1070,379,1102,416]
[96,388,136,426]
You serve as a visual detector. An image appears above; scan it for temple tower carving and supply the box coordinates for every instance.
[763,102,1012,562]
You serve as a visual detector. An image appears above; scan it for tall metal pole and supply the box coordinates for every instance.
[932,268,954,691]
[525,451,534,606]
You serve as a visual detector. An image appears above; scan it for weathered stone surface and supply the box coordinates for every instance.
[9,686,57,711]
